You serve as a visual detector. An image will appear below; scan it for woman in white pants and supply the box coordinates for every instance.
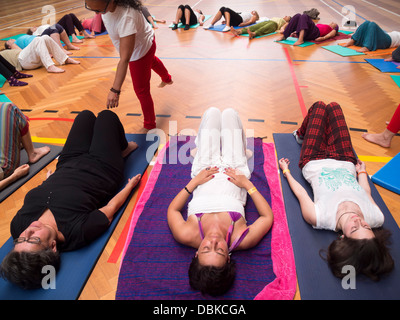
[5,35,79,73]
[168,107,274,296]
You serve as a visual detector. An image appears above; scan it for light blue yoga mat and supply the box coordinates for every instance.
[240,32,277,39]
[372,153,400,195]
[0,133,160,300]
[276,36,315,47]
[322,44,365,56]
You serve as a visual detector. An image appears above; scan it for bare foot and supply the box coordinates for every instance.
[65,58,80,65]
[122,141,138,158]
[28,146,51,163]
[357,47,370,53]
[248,30,256,40]
[14,164,30,179]
[294,40,304,46]
[158,80,173,88]
[343,39,355,47]
[276,35,285,41]
[230,26,240,37]
[66,44,80,51]
[361,132,392,148]
[71,34,83,43]
[63,49,72,55]
[47,65,65,73]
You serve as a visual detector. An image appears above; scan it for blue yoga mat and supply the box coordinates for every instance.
[0,133,159,300]
[365,59,400,73]
[273,133,400,300]
[372,153,400,195]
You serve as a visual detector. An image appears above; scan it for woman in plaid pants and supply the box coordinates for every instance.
[279,101,394,281]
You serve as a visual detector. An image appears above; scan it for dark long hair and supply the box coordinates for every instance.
[188,256,236,296]
[115,0,142,10]
[323,228,394,281]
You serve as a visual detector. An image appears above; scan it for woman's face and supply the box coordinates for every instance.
[14,221,56,253]
[196,234,229,268]
[341,213,375,240]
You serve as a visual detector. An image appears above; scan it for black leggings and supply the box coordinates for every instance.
[40,23,64,36]
[219,7,243,26]
[393,46,400,62]
[0,55,16,79]
[58,110,128,177]
[57,13,84,36]
[178,4,198,25]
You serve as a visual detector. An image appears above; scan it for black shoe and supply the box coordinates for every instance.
[172,24,178,30]
[184,24,190,31]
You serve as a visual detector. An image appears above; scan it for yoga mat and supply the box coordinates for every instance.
[322,44,365,56]
[0,143,63,203]
[0,94,12,103]
[390,75,400,88]
[273,133,400,300]
[338,43,396,56]
[204,22,257,32]
[0,34,25,41]
[365,59,400,73]
[338,30,354,35]
[372,153,400,195]
[84,29,108,36]
[116,137,296,300]
[169,15,212,29]
[240,32,277,39]
[276,37,315,47]
[0,75,6,88]
[0,133,159,300]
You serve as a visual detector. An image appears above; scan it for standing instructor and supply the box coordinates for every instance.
[85,0,173,130]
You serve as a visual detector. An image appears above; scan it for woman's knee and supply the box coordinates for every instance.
[219,7,226,14]
[204,107,221,118]
[178,5,185,11]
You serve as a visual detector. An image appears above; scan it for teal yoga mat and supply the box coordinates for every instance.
[390,75,400,88]
[276,36,315,47]
[322,44,365,56]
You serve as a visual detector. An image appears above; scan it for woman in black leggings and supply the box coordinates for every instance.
[171,4,205,30]
[205,6,259,32]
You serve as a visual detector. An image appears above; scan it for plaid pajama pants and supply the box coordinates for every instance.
[298,101,357,169]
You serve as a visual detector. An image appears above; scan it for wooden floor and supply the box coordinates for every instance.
[1,0,400,300]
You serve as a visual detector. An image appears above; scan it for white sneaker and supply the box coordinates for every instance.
[222,26,231,32]
[203,24,213,30]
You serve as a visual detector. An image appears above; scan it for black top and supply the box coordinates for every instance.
[11,154,122,251]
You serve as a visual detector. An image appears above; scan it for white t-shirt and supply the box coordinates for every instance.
[302,159,384,231]
[239,12,253,24]
[102,5,154,61]
[388,31,400,48]
[33,25,50,36]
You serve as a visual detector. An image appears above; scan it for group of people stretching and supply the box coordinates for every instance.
[0,0,398,297]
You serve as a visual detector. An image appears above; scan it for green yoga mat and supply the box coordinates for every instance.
[391,75,400,88]
[276,36,315,47]
[169,14,212,29]
[322,44,365,56]
[0,94,12,103]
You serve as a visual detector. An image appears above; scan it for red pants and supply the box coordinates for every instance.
[387,103,400,134]
[298,101,357,169]
[129,39,172,130]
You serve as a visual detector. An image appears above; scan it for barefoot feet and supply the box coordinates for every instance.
[362,131,394,148]
[158,80,173,88]
[28,146,51,163]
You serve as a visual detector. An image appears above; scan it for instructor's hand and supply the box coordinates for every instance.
[107,91,120,109]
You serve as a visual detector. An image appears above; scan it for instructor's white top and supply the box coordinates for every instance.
[102,5,154,61]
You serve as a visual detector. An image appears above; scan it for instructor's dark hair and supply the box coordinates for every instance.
[115,0,142,10]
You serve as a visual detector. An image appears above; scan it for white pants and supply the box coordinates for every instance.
[188,107,251,216]
[18,35,67,70]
